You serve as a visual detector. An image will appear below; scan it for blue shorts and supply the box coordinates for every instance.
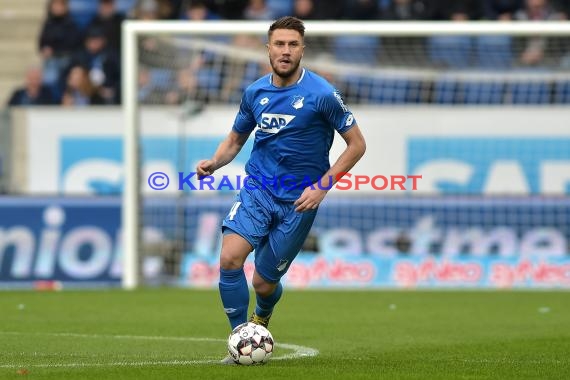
[222,184,317,283]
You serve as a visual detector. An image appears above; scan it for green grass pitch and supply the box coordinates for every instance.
[1,289,569,379]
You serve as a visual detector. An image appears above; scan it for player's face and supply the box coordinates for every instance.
[267,29,304,81]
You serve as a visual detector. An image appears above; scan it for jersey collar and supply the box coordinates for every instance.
[269,68,306,87]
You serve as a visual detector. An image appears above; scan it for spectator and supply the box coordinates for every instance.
[428,0,483,20]
[69,27,121,104]
[133,0,160,20]
[38,0,82,86]
[244,0,274,20]
[313,0,343,19]
[136,2,183,71]
[131,0,174,19]
[515,0,565,19]
[182,0,221,20]
[220,34,266,101]
[137,66,154,103]
[155,0,176,19]
[132,0,172,72]
[154,0,183,19]
[168,0,185,18]
[208,0,249,19]
[293,0,318,19]
[557,0,570,18]
[514,0,565,65]
[382,0,430,20]
[164,67,199,104]
[85,0,125,54]
[138,66,175,104]
[7,66,57,106]
[483,0,524,20]
[61,65,105,106]
[39,0,82,57]
[342,0,380,20]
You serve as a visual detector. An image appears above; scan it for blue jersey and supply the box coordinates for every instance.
[232,68,356,201]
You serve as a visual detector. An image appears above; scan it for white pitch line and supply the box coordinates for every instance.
[461,359,564,364]
[274,342,319,359]
[0,331,221,343]
[0,331,319,369]
[0,360,221,369]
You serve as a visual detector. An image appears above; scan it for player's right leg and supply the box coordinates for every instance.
[218,232,253,330]
[219,186,272,330]
[219,233,252,366]
[218,186,272,364]
[219,229,253,365]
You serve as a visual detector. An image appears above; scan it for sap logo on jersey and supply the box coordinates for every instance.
[259,113,295,134]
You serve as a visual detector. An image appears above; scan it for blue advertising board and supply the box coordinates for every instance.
[1,196,569,288]
[0,197,122,284]
[181,255,570,289]
[60,137,253,194]
[179,196,570,288]
[59,136,570,195]
[408,138,570,194]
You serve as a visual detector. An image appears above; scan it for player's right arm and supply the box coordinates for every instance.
[196,130,250,178]
[197,89,256,178]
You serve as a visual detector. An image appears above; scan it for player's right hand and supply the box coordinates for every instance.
[196,159,217,179]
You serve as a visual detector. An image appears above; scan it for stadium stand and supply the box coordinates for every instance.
[463,81,506,104]
[555,80,570,103]
[3,0,570,107]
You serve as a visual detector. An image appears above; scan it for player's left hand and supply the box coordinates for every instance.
[294,186,327,212]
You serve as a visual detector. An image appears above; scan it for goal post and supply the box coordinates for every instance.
[121,20,139,290]
[122,20,570,289]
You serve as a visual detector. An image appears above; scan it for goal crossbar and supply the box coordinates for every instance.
[123,20,570,36]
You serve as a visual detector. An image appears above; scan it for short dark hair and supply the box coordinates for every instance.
[268,16,305,39]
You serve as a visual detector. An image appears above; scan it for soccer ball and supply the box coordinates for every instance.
[227,322,274,365]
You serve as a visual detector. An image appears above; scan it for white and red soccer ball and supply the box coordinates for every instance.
[227,322,274,365]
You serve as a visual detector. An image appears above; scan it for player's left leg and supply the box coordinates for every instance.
[249,271,282,328]
[250,204,318,327]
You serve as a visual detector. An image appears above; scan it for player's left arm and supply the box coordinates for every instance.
[294,124,366,212]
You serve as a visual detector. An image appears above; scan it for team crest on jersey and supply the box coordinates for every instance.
[291,95,304,109]
[258,113,295,134]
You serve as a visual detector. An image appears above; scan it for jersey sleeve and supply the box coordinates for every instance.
[232,91,257,134]
[318,89,356,134]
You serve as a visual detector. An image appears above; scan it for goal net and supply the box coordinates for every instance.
[122,21,570,289]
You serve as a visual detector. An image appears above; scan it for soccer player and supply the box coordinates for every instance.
[195,16,366,364]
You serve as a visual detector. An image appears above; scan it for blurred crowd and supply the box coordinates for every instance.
[6,0,570,107]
